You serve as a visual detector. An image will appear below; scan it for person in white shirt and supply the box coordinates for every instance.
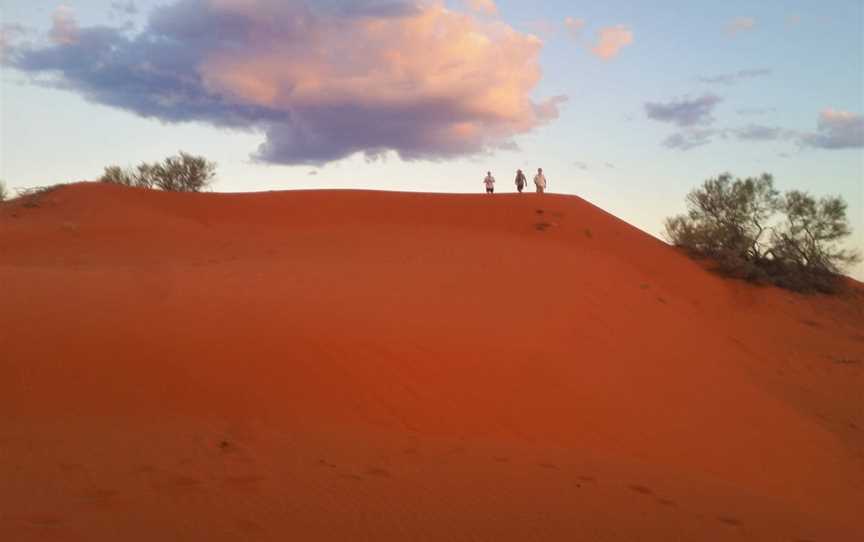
[483,171,496,194]
[534,168,547,194]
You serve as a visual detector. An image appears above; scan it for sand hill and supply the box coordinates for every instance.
[1,182,862,541]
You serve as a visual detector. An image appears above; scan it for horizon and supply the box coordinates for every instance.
[1,0,862,278]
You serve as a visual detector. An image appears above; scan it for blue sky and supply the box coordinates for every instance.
[1,0,862,277]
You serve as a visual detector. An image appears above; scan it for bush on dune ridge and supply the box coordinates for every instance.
[100,152,215,193]
[666,173,860,293]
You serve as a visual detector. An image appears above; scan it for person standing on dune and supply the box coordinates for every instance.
[483,171,496,194]
[515,169,527,193]
[534,168,547,194]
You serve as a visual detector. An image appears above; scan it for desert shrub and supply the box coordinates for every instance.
[770,191,859,274]
[665,173,779,263]
[666,173,859,293]
[99,152,216,192]
[99,165,137,187]
[11,184,68,207]
[0,179,7,202]
[152,152,215,192]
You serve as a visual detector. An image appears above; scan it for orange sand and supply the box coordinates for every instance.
[1,183,862,541]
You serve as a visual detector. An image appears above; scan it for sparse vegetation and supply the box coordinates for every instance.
[12,184,68,207]
[0,180,7,202]
[665,173,860,293]
[100,152,216,192]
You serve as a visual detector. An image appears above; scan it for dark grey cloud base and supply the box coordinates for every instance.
[5,0,560,166]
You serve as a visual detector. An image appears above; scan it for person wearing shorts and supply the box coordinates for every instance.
[483,171,496,194]
[534,168,547,194]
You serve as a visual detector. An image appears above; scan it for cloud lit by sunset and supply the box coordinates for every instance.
[7,0,565,165]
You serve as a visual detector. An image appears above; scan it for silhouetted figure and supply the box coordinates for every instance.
[483,171,496,194]
[534,168,547,194]
[515,169,527,193]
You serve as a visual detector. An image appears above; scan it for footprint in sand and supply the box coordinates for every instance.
[718,516,742,527]
[28,516,63,527]
[627,484,655,495]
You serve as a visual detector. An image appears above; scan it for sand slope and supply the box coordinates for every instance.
[1,183,862,541]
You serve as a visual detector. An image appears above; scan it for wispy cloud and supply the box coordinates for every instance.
[7,0,566,166]
[591,25,633,59]
[645,94,722,127]
[801,109,864,149]
[668,109,864,151]
[698,68,772,85]
[785,14,802,28]
[110,1,138,16]
[0,23,30,60]
[523,19,558,39]
[564,17,585,39]
[726,16,756,36]
[736,107,776,116]
[663,129,717,151]
[50,5,79,45]
[733,124,796,141]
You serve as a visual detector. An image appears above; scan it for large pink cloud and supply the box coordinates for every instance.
[6,0,566,165]
[465,0,498,16]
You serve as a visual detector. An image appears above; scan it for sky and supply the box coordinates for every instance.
[1,0,862,277]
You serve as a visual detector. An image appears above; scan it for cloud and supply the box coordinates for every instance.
[8,0,565,166]
[466,0,497,16]
[663,129,717,151]
[800,109,864,149]
[591,25,633,59]
[644,94,722,127]
[604,162,615,168]
[523,19,558,39]
[573,161,588,170]
[737,106,776,116]
[564,17,585,39]
[0,23,30,60]
[50,5,79,45]
[533,95,569,121]
[698,68,772,85]
[733,124,796,141]
[653,107,862,152]
[110,1,138,16]
[723,110,862,150]
[726,17,755,35]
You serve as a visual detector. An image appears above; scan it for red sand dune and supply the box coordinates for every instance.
[1,182,862,541]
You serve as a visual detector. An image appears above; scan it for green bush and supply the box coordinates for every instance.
[100,152,216,192]
[666,173,860,293]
